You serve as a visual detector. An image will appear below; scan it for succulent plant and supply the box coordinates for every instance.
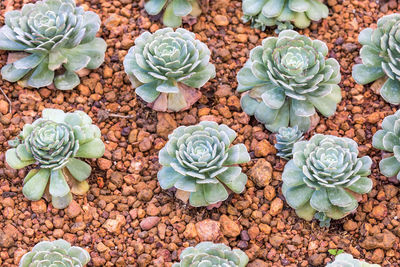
[0,0,106,90]
[19,239,90,267]
[237,30,341,133]
[172,242,249,267]
[124,28,215,112]
[372,110,400,181]
[282,134,373,226]
[326,253,381,267]
[158,121,250,207]
[242,0,329,31]
[6,108,104,209]
[144,0,202,27]
[352,14,400,105]
[275,126,304,160]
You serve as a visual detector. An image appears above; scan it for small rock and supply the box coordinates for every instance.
[236,34,248,43]
[343,220,358,231]
[255,140,276,157]
[140,216,160,231]
[98,158,112,170]
[66,201,82,218]
[31,200,47,214]
[96,242,109,253]
[220,215,240,237]
[213,15,229,26]
[103,215,126,234]
[0,100,9,115]
[195,219,222,241]
[269,198,283,216]
[156,113,177,139]
[269,234,284,248]
[309,253,326,266]
[248,259,269,267]
[342,43,358,52]
[183,223,198,239]
[371,203,387,220]
[0,231,13,248]
[248,226,259,240]
[371,248,384,263]
[361,230,397,250]
[248,159,272,187]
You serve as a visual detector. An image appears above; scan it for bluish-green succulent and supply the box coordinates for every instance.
[158,121,250,207]
[372,110,400,181]
[19,239,90,267]
[6,109,105,209]
[352,14,400,105]
[326,253,381,267]
[123,28,215,112]
[237,30,341,133]
[242,0,329,31]
[172,242,249,267]
[282,134,373,226]
[275,126,304,160]
[145,0,202,27]
[0,0,106,90]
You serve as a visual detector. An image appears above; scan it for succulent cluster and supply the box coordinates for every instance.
[372,110,400,180]
[19,239,90,267]
[352,14,400,104]
[124,28,215,112]
[242,0,329,31]
[145,0,202,27]
[326,253,381,267]
[237,30,341,133]
[158,121,250,207]
[275,126,304,160]
[0,0,106,90]
[282,134,373,226]
[172,242,249,267]
[6,109,104,209]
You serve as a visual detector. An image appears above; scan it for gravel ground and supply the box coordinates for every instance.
[0,0,399,266]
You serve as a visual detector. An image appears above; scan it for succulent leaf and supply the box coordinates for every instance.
[237,30,341,132]
[172,242,249,267]
[275,126,304,160]
[282,134,373,226]
[242,0,329,31]
[19,239,90,267]
[352,14,400,104]
[123,28,215,112]
[373,110,400,180]
[0,0,106,90]
[157,121,250,207]
[326,253,381,267]
[144,0,200,27]
[6,108,105,209]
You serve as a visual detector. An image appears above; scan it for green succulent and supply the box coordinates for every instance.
[326,253,381,267]
[6,108,105,209]
[19,239,90,267]
[282,134,373,226]
[372,110,400,180]
[242,0,329,31]
[0,0,106,90]
[237,30,341,133]
[145,0,202,27]
[172,242,249,267]
[123,28,215,112]
[158,121,250,207]
[352,14,400,105]
[275,126,304,160]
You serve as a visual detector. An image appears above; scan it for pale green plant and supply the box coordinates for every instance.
[326,253,381,267]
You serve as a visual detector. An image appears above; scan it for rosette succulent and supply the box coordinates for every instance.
[237,30,341,133]
[352,14,400,105]
[0,0,106,90]
[19,239,90,267]
[124,28,216,112]
[6,109,105,209]
[275,126,304,160]
[326,253,381,267]
[372,110,400,180]
[145,0,202,27]
[242,0,329,31]
[172,242,249,267]
[158,121,250,207]
[282,134,373,226]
